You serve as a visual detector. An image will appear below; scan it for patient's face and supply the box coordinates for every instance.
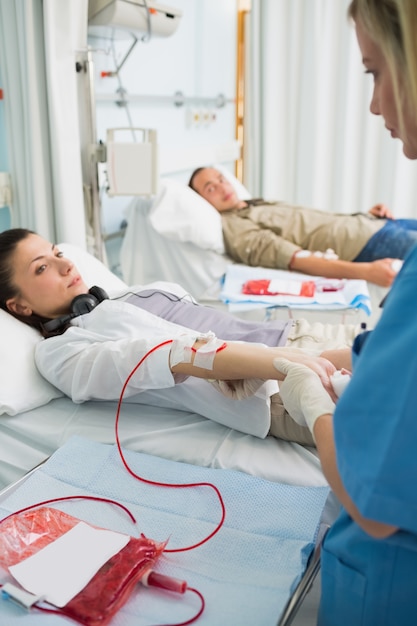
[6,234,89,319]
[192,168,241,212]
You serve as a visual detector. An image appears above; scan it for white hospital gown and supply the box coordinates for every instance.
[35,299,274,437]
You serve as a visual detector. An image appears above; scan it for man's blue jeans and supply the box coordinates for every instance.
[354,219,417,262]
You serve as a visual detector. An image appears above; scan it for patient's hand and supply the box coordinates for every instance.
[276,348,338,402]
[368,203,394,219]
[367,258,398,287]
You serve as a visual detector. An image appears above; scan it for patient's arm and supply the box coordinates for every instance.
[171,341,339,400]
[290,254,397,287]
[320,347,352,372]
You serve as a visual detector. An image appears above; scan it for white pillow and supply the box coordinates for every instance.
[0,311,64,415]
[0,243,129,416]
[147,169,251,253]
[149,179,225,253]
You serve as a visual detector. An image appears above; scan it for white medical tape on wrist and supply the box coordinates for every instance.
[170,334,198,367]
[193,334,226,369]
[170,331,226,370]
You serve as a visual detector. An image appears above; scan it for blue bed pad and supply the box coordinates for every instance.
[221,264,371,315]
[0,436,329,625]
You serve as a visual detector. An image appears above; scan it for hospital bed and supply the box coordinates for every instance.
[119,172,386,328]
[0,241,327,491]
[0,242,332,625]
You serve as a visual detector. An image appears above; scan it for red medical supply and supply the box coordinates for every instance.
[242,278,316,297]
[0,506,166,626]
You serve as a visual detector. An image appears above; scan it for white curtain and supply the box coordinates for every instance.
[0,0,88,244]
[245,0,417,217]
[43,0,88,245]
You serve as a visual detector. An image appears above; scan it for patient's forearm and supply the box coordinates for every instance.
[290,255,366,279]
[289,255,395,287]
[171,340,287,381]
[171,342,336,395]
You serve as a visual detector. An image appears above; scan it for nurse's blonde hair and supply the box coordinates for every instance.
[348,0,417,134]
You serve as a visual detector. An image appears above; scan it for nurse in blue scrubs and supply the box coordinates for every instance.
[274,1,417,623]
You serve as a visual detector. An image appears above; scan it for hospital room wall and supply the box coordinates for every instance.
[0,69,11,232]
[91,0,238,241]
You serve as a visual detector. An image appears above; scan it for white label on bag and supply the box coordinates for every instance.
[267,279,303,295]
[9,521,129,607]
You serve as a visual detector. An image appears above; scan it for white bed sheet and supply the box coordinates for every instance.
[120,196,229,300]
[0,396,326,491]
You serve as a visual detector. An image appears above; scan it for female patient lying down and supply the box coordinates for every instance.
[0,228,358,446]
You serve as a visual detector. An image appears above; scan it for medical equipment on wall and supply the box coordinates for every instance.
[77,1,181,262]
[106,128,158,196]
[88,0,182,40]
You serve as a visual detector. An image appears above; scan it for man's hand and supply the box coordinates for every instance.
[366,258,399,286]
[368,203,394,219]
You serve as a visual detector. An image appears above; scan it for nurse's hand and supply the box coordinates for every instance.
[277,349,337,401]
[273,358,335,435]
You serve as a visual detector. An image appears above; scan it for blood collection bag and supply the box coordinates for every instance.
[0,506,166,625]
[242,278,316,297]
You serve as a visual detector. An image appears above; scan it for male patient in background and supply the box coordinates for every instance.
[189,167,417,287]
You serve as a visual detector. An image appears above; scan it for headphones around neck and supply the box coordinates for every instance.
[42,285,109,333]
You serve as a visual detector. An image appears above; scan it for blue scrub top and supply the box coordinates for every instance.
[333,244,417,536]
[319,247,417,625]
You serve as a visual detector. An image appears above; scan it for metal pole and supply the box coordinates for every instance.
[76,48,106,262]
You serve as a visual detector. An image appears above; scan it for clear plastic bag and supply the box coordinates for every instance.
[0,506,166,625]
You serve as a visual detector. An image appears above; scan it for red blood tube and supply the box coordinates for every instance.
[141,570,187,594]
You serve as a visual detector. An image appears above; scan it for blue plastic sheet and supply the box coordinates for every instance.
[0,436,329,625]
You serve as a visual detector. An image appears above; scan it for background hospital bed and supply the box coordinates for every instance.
[0,242,333,624]
[119,172,387,329]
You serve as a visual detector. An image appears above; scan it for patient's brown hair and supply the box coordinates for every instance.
[0,228,52,336]
[188,167,207,191]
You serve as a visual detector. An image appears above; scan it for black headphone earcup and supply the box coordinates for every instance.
[89,285,109,303]
[71,293,100,316]
[71,286,109,317]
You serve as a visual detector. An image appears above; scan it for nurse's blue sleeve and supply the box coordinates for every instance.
[333,245,417,535]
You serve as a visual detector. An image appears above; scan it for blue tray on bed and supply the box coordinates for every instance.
[0,436,329,625]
